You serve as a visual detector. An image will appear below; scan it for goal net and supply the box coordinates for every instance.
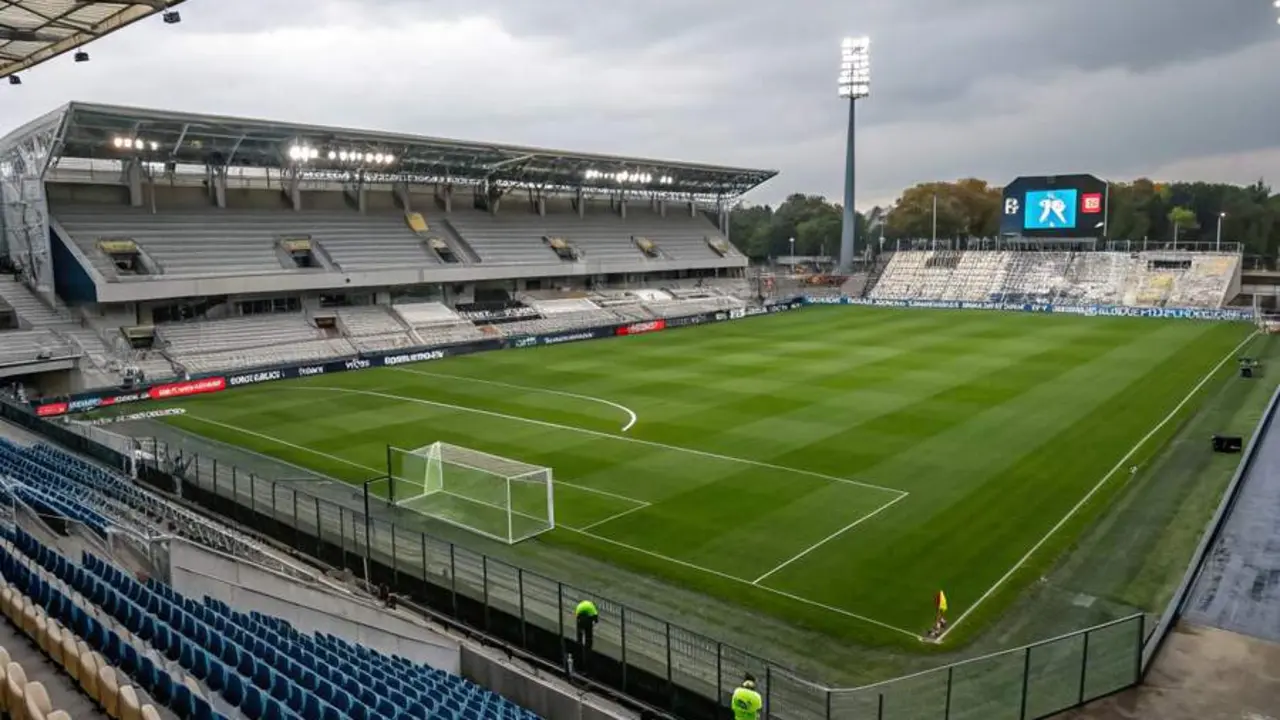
[387,442,554,544]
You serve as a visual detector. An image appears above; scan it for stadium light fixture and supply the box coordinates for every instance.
[383,154,395,165]
[327,151,337,160]
[7,75,19,86]
[838,36,871,99]
[74,51,89,63]
[149,141,159,151]
[837,35,871,272]
[133,139,144,150]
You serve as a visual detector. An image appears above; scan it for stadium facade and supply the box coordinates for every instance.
[0,102,776,392]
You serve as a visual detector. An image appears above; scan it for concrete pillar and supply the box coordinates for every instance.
[394,181,411,211]
[659,199,667,217]
[285,173,301,211]
[689,201,697,218]
[619,198,627,219]
[357,185,367,214]
[537,196,546,216]
[125,159,144,207]
[576,188,585,218]
[212,168,227,208]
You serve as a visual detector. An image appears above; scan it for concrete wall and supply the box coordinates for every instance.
[169,538,460,673]
[460,646,635,720]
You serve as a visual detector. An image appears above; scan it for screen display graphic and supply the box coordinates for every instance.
[1023,189,1078,230]
[1000,174,1106,239]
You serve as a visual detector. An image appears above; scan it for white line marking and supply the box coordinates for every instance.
[577,501,652,532]
[563,526,922,639]
[181,413,647,507]
[282,385,905,496]
[180,413,917,637]
[392,367,639,432]
[751,492,910,585]
[939,330,1260,641]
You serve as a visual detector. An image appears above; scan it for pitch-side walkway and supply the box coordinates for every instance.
[1059,385,1280,719]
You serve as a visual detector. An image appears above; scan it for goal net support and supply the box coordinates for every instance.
[386,442,554,544]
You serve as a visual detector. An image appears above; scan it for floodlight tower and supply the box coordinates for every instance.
[838,36,870,271]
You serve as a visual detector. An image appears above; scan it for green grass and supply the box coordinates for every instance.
[148,306,1254,650]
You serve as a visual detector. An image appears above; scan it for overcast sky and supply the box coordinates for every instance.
[2,0,1277,207]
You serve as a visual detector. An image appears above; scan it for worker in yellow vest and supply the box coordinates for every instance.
[575,599,599,666]
[731,675,763,720]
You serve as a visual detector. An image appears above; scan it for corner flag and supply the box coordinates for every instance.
[935,590,948,614]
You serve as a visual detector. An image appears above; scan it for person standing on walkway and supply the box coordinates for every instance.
[575,599,599,666]
[731,675,763,720]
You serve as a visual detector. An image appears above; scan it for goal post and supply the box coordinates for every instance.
[386,442,554,544]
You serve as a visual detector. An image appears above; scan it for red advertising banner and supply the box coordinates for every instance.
[616,319,666,336]
[148,377,227,400]
[35,402,68,418]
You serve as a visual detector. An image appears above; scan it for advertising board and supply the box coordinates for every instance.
[802,295,1256,322]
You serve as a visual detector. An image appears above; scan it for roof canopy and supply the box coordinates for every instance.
[52,103,777,198]
[0,1,184,79]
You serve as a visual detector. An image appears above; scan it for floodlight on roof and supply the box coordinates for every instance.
[328,151,337,160]
[112,137,125,149]
[364,152,374,162]
[149,141,159,151]
[133,139,144,150]
[839,36,871,99]
[7,75,19,86]
[373,153,385,164]
[337,151,348,161]
[383,154,395,164]
[308,148,319,160]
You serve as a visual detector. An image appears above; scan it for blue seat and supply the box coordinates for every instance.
[171,683,194,718]
[241,686,265,720]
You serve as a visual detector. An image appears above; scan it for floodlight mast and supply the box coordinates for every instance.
[838,36,870,271]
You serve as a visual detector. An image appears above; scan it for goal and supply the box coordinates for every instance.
[386,442,554,544]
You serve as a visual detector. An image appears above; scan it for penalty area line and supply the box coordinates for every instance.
[180,414,917,638]
[751,491,910,585]
[391,367,638,432]
[276,385,903,496]
[563,525,921,639]
[938,330,1261,641]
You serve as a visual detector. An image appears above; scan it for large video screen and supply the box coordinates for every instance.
[1001,174,1107,238]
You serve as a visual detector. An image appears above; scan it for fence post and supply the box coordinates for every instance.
[877,693,884,720]
[716,642,723,705]
[390,525,398,588]
[231,467,238,506]
[482,556,490,631]
[1019,645,1031,720]
[1134,615,1144,682]
[210,457,216,490]
[270,481,277,521]
[292,490,299,546]
[314,497,322,557]
[449,544,458,618]
[1078,629,1090,704]
[825,688,832,720]
[620,606,628,691]
[665,621,673,703]
[419,534,428,584]
[338,506,347,568]
[517,568,526,649]
[558,583,566,667]
[944,665,953,719]
[249,473,256,515]
[764,666,772,719]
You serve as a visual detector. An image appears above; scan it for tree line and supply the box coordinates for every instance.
[730,179,1280,261]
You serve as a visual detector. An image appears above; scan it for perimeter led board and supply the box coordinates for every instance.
[1000,174,1107,238]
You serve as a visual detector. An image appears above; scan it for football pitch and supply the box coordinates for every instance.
[152,306,1256,648]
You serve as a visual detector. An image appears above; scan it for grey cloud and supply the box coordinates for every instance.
[1,0,1277,210]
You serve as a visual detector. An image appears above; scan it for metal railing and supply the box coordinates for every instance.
[0,400,1149,720]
